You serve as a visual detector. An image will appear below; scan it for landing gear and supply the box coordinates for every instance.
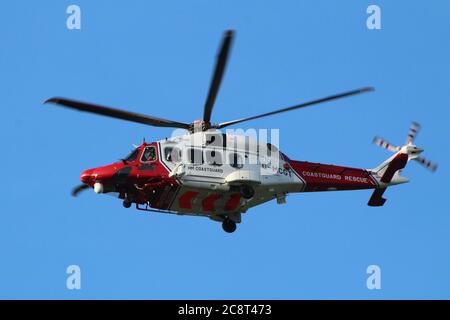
[240,184,255,199]
[123,200,132,208]
[222,219,237,233]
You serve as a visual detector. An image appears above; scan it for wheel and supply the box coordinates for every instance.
[123,200,132,208]
[240,184,255,199]
[222,219,237,233]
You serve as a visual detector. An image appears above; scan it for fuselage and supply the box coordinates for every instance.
[80,131,382,221]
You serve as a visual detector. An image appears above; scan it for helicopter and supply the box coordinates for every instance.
[44,30,437,233]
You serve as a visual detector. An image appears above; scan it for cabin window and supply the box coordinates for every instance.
[124,148,139,162]
[141,146,156,163]
[164,146,181,162]
[187,148,203,164]
[229,152,243,169]
[205,149,223,166]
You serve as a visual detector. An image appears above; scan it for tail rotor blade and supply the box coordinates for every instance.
[72,184,90,197]
[373,136,400,152]
[415,156,438,172]
[406,121,421,145]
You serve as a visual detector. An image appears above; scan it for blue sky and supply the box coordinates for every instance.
[1,0,449,299]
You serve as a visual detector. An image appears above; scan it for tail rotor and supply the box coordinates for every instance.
[372,122,437,173]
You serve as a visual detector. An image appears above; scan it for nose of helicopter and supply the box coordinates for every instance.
[80,169,96,183]
[80,164,119,184]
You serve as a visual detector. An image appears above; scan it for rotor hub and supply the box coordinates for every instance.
[189,120,211,132]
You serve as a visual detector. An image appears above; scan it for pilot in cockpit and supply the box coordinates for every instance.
[142,147,156,162]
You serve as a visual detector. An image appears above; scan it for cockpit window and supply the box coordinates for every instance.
[141,146,157,163]
[124,148,139,162]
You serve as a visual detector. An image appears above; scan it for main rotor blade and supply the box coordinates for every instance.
[415,156,438,172]
[203,30,234,124]
[216,87,374,129]
[44,98,190,129]
[71,184,90,197]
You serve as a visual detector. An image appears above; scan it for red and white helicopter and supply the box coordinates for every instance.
[44,30,437,233]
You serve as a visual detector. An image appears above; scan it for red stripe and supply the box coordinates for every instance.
[178,191,199,209]
[225,193,241,211]
[202,194,222,212]
[380,153,408,183]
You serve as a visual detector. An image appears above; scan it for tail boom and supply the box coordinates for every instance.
[286,121,435,207]
[288,160,379,192]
